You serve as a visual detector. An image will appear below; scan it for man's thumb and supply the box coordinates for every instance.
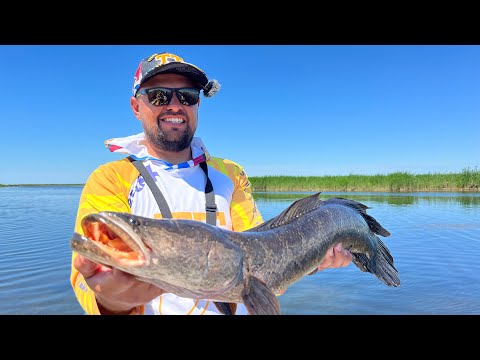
[74,255,101,279]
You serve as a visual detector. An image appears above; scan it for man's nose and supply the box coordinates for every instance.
[166,91,182,109]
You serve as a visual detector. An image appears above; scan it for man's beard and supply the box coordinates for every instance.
[144,121,194,153]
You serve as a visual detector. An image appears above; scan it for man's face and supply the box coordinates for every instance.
[131,73,200,152]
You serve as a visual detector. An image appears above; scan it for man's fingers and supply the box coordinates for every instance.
[325,245,334,260]
[333,243,352,267]
[74,255,102,279]
[318,246,334,269]
[334,242,343,253]
[317,243,353,270]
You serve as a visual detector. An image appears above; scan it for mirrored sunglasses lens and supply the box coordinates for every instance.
[176,89,200,105]
[148,88,172,106]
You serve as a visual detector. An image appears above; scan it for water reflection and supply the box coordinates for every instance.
[253,191,480,207]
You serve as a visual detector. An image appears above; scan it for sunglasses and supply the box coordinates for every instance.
[136,87,200,106]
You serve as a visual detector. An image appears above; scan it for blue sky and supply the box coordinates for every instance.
[1,45,479,184]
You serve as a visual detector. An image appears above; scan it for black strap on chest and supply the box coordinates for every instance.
[127,156,217,225]
[199,161,217,226]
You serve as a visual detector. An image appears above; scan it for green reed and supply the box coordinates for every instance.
[249,167,480,192]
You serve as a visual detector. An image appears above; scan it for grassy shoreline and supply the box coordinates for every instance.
[2,169,479,192]
[249,168,480,192]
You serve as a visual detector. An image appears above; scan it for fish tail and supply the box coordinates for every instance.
[352,237,400,287]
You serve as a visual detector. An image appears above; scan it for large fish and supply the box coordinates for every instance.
[70,192,400,315]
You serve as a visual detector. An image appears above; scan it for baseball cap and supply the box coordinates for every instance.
[132,52,220,98]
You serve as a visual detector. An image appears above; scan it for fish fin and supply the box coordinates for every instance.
[362,213,391,237]
[214,302,238,315]
[241,276,280,315]
[324,198,391,237]
[248,192,325,232]
[351,237,400,287]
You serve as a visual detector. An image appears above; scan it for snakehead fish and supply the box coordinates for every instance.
[70,192,400,315]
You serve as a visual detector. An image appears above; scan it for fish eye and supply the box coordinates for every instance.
[129,218,141,227]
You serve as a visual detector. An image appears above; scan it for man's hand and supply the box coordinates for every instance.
[317,242,352,271]
[74,255,165,314]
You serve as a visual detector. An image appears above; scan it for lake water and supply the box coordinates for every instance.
[1,186,479,315]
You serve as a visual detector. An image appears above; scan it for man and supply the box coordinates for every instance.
[70,52,352,315]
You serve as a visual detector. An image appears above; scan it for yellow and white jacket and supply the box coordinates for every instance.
[70,133,263,315]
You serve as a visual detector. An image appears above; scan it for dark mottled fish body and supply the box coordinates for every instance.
[70,193,400,315]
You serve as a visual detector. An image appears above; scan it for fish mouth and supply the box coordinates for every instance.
[70,212,151,268]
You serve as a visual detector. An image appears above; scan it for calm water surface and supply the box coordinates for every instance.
[1,187,479,315]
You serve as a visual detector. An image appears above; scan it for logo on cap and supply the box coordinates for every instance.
[148,53,185,65]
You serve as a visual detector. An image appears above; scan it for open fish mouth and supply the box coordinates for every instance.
[71,212,151,267]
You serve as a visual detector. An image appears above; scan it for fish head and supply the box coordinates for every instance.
[71,211,244,298]
[70,212,152,271]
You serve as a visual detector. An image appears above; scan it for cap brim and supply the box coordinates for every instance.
[141,62,208,89]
